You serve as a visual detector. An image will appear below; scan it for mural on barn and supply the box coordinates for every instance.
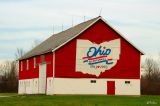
[76,39,120,76]
[18,16,144,95]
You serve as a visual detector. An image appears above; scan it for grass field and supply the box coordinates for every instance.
[0,93,160,106]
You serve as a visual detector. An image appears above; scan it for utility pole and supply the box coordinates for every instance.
[84,16,86,22]
[99,8,102,16]
[72,16,74,27]
[62,24,63,31]
[53,25,54,34]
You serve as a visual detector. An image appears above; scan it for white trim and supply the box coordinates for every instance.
[26,60,29,70]
[51,16,144,55]
[53,52,55,77]
[33,57,36,69]
[21,61,23,71]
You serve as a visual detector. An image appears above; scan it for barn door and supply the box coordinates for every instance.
[107,81,115,95]
[39,63,47,94]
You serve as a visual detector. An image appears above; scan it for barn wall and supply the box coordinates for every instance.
[52,78,140,95]
[18,52,53,94]
[18,18,141,95]
[19,78,140,95]
[19,56,40,79]
[55,20,141,79]
[19,52,53,80]
[18,78,39,94]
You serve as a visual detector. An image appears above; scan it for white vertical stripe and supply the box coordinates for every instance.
[53,52,55,77]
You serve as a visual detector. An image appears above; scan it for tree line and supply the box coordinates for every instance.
[0,40,40,93]
[0,48,24,92]
[141,55,160,95]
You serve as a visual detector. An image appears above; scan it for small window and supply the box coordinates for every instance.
[21,61,23,71]
[34,57,36,68]
[26,60,29,70]
[40,55,45,62]
[125,81,130,84]
[91,80,96,83]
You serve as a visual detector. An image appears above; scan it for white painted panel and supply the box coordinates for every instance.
[19,78,140,95]
[52,78,140,95]
[18,80,23,94]
[76,39,120,77]
[32,79,39,94]
[18,78,39,94]
[115,79,140,95]
[46,77,54,95]
[53,78,106,94]
[39,64,46,94]
[18,80,26,94]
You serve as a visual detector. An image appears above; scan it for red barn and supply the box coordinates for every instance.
[18,16,144,95]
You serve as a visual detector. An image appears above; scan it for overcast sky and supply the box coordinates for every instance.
[0,0,160,63]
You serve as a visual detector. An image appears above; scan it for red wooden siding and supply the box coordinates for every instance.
[55,20,140,79]
[19,52,53,80]
[19,19,141,80]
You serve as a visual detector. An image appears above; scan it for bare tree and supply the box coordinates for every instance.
[15,40,41,60]
[144,57,160,81]
[15,48,25,60]
[0,39,41,93]
[0,47,25,92]
[145,58,154,80]
[158,52,160,67]
[0,61,18,92]
[141,56,160,95]
[0,64,5,76]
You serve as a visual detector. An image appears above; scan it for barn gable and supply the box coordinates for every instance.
[54,19,141,79]
[19,16,144,60]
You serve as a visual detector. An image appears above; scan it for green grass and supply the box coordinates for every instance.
[0,93,160,106]
[0,93,17,96]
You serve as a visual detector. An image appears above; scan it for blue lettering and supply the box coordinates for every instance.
[104,49,111,55]
[87,47,97,58]
[86,46,111,58]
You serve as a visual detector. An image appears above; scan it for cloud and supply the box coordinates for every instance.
[0,0,160,62]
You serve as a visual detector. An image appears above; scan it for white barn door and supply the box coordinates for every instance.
[39,63,47,94]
